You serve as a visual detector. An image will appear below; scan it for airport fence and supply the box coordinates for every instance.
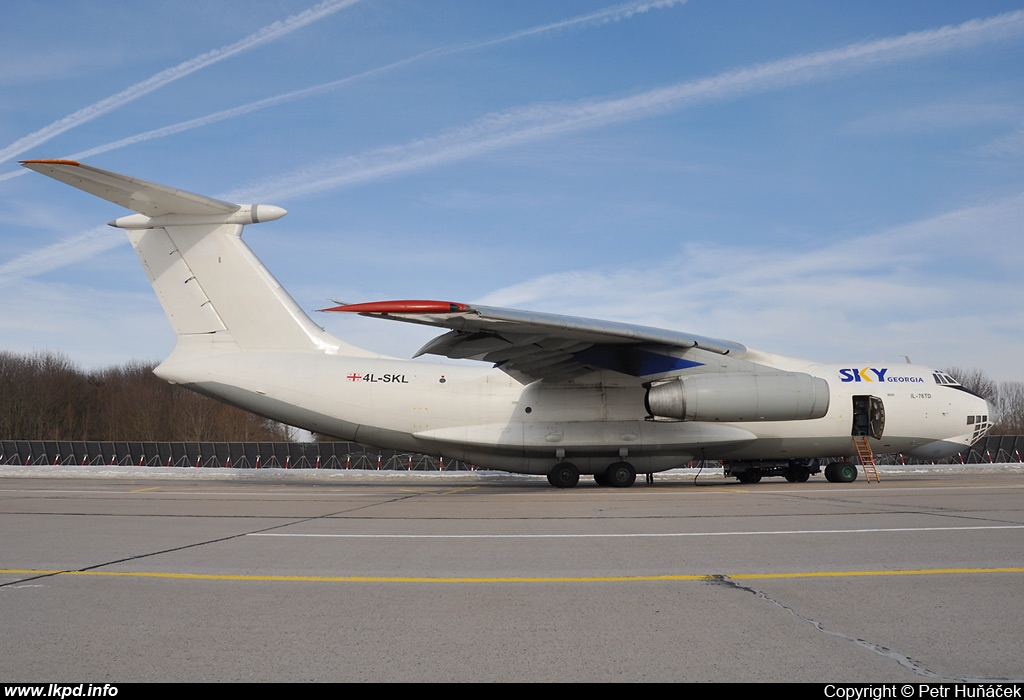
[0,440,475,471]
[0,436,1021,470]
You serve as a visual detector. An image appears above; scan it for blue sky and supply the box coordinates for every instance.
[2,0,1023,381]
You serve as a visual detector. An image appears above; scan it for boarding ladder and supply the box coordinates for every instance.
[853,436,881,483]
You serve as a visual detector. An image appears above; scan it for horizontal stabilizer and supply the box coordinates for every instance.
[22,159,359,355]
[21,159,239,218]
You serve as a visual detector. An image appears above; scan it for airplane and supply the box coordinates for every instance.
[22,159,993,487]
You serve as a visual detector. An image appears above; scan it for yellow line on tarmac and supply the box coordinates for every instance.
[729,567,1024,580]
[2,567,1022,584]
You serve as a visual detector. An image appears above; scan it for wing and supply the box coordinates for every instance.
[322,300,747,383]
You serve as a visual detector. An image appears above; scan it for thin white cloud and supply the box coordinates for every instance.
[474,192,1024,375]
[981,125,1024,157]
[0,0,688,183]
[0,226,120,282]
[9,10,1024,281]
[0,47,122,87]
[0,0,362,165]
[233,10,1024,201]
[481,191,1024,309]
[0,277,170,367]
[842,103,1018,136]
[0,2,694,278]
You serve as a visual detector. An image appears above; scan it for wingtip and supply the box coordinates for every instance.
[321,300,471,314]
[20,159,81,167]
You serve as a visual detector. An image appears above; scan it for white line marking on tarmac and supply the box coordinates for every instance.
[249,524,1024,539]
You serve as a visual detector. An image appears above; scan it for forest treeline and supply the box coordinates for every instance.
[0,351,291,441]
[1,351,1021,441]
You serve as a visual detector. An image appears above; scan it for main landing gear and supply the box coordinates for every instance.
[736,469,762,484]
[602,461,637,488]
[546,461,637,488]
[547,462,580,488]
[824,461,858,483]
[725,459,820,483]
[784,465,811,483]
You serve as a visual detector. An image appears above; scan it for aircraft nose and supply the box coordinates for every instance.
[969,394,995,445]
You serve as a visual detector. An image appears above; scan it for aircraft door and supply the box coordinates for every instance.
[852,395,885,440]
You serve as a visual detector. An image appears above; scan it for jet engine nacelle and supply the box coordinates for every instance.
[645,372,830,422]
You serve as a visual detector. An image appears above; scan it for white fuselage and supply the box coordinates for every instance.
[155,341,991,475]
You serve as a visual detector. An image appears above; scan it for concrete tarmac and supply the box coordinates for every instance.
[1,469,1022,682]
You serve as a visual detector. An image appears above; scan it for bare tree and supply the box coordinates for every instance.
[995,381,1024,435]
[944,366,998,404]
[0,351,292,441]
[943,367,1024,435]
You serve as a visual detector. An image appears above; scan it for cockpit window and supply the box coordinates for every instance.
[932,372,961,386]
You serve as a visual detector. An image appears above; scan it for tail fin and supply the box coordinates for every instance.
[22,160,368,356]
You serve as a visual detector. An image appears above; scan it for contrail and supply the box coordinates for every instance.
[457,0,687,47]
[0,0,688,183]
[0,226,117,280]
[0,2,690,279]
[233,10,1024,201]
[0,0,362,166]
[8,10,1023,280]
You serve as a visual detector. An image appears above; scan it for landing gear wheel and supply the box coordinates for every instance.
[547,462,579,488]
[792,466,810,483]
[593,472,609,486]
[605,461,636,488]
[738,469,762,484]
[785,472,798,483]
[825,462,857,483]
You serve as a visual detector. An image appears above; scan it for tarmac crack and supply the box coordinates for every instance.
[0,492,422,589]
[707,574,1023,683]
